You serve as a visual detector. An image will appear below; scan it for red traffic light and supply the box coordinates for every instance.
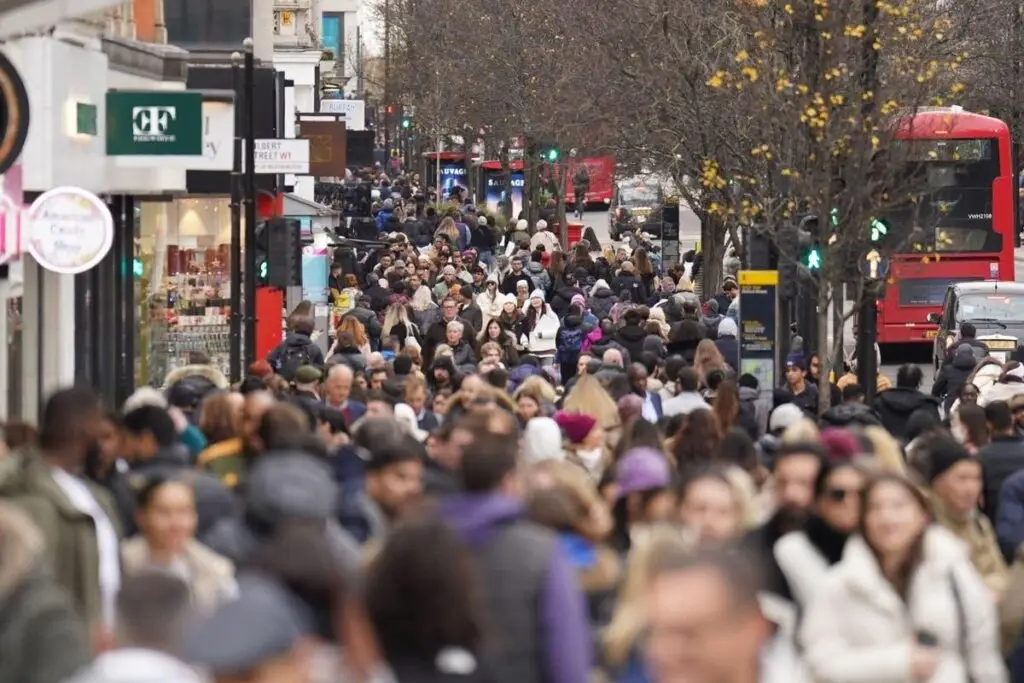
[385,105,395,115]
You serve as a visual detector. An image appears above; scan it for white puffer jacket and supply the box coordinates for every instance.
[801,526,1006,683]
[521,300,560,355]
[774,530,832,610]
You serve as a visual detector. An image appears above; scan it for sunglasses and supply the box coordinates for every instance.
[825,487,862,502]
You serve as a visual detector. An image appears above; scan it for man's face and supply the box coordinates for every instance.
[380,255,393,269]
[1014,406,1024,428]
[366,459,424,515]
[409,275,421,289]
[473,271,485,285]
[242,393,276,452]
[512,260,523,272]
[785,364,805,386]
[646,568,767,683]
[369,370,387,391]
[629,366,648,394]
[442,300,458,321]
[727,287,738,300]
[324,370,353,405]
[365,400,393,420]
[933,460,983,516]
[774,453,821,517]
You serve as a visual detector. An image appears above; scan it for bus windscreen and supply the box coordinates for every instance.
[884,138,1002,253]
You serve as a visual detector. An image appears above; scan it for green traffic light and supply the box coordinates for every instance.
[259,260,268,279]
[870,218,888,242]
[545,149,558,161]
[401,118,410,129]
[805,248,822,270]
[132,258,144,277]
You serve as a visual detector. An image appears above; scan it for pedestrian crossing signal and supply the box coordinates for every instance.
[804,247,822,270]
[401,118,411,129]
[870,218,889,243]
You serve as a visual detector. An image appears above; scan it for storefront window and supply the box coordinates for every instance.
[136,198,235,387]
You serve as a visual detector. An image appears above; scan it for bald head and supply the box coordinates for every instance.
[603,348,624,368]
[325,363,355,405]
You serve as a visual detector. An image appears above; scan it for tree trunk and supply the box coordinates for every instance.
[556,163,569,246]
[700,212,726,296]
[500,145,514,220]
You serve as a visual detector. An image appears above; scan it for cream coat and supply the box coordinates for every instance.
[774,530,831,609]
[801,526,1006,683]
[121,537,237,614]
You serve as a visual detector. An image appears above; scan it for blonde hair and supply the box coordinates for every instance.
[861,426,907,475]
[435,216,460,243]
[781,418,820,444]
[382,302,419,339]
[514,375,559,405]
[563,374,620,432]
[526,460,612,540]
[722,466,760,531]
[603,525,695,665]
[693,339,726,382]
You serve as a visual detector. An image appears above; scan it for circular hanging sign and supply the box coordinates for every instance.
[0,50,30,177]
[26,187,114,274]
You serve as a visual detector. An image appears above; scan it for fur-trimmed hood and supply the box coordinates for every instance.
[162,364,230,391]
[0,501,46,601]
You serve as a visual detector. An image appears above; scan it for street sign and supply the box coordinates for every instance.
[738,270,778,403]
[252,139,310,174]
[862,249,888,279]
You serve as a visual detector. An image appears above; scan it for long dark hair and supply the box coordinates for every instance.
[671,410,722,474]
[858,472,931,601]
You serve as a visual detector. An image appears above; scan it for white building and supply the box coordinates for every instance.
[0,2,196,419]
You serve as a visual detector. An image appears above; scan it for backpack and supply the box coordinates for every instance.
[559,326,585,352]
[276,344,312,381]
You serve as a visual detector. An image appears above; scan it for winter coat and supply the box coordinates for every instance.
[873,388,941,441]
[0,449,124,624]
[739,386,770,437]
[477,281,503,330]
[715,334,740,371]
[614,324,648,363]
[527,262,552,295]
[121,536,236,613]
[161,363,230,394]
[978,434,1024,523]
[980,380,1024,408]
[819,403,883,429]
[931,496,1008,596]
[461,303,484,334]
[0,502,91,683]
[550,285,583,319]
[522,303,561,356]
[500,272,534,296]
[800,527,1007,683]
[932,349,978,412]
[267,331,327,379]
[530,230,560,254]
[451,341,479,374]
[556,315,588,382]
[996,468,1024,562]
[589,281,618,321]
[329,345,368,373]
[610,274,644,303]
[774,516,850,610]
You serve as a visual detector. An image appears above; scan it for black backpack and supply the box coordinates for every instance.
[276,344,312,381]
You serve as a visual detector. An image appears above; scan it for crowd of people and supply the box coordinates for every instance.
[4,186,1024,683]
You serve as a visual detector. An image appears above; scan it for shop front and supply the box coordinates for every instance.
[134,197,233,388]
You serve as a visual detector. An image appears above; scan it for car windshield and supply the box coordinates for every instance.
[956,293,1024,322]
[619,184,660,205]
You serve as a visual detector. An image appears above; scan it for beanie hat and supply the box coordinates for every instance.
[529,289,546,302]
[616,447,671,499]
[570,294,587,309]
[718,318,738,338]
[478,215,488,226]
[927,438,976,483]
[553,411,598,444]
[818,428,861,462]
[769,403,804,434]
[537,219,548,231]
[785,352,805,370]
[516,219,528,231]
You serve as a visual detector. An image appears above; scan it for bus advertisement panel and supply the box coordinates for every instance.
[876,109,1016,344]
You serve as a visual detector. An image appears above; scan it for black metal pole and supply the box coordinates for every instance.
[383,0,391,158]
[243,38,258,370]
[857,279,881,405]
[229,50,243,383]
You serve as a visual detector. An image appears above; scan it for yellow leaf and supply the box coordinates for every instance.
[735,50,749,62]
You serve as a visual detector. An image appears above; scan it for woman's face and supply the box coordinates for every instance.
[818,466,865,533]
[137,482,197,555]
[503,302,517,314]
[679,478,741,542]
[960,384,980,405]
[484,347,502,364]
[808,355,822,379]
[531,296,543,309]
[96,416,123,466]
[488,321,502,339]
[517,395,540,420]
[355,374,368,390]
[863,481,929,556]
[433,393,450,414]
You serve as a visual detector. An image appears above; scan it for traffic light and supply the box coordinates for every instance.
[265,218,303,289]
[132,258,144,277]
[778,225,799,299]
[385,104,395,115]
[253,220,270,285]
[870,217,890,243]
[798,214,822,271]
[401,117,410,129]
[542,147,558,162]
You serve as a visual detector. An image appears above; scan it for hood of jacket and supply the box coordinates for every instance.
[0,501,45,601]
[562,314,583,329]
[68,649,204,683]
[162,363,229,391]
[281,331,314,349]
[527,262,546,275]
[439,493,524,547]
[950,348,979,371]
[876,387,939,415]
[738,386,760,403]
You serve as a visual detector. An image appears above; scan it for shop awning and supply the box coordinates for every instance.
[282,193,337,218]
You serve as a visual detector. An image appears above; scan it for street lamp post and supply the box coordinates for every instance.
[229,51,243,383]
[243,37,257,370]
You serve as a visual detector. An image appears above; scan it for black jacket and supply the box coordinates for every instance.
[610,274,645,303]
[550,285,583,319]
[614,324,647,363]
[329,345,367,373]
[469,225,496,252]
[872,388,941,441]
[343,306,383,342]
[363,283,392,312]
[946,337,990,363]
[820,402,883,429]
[932,349,978,411]
[589,286,618,321]
[461,303,484,333]
[500,272,534,296]
[714,335,739,371]
[267,332,326,379]
[978,434,1024,522]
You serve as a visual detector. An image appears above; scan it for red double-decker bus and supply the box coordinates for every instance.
[877,108,1016,345]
